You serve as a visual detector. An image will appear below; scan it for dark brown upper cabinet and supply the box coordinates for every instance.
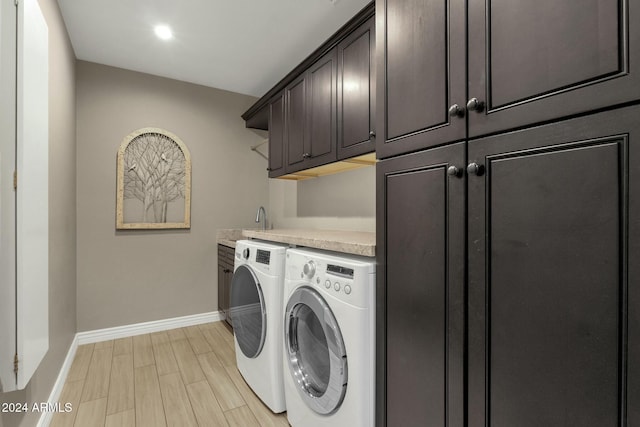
[303,48,338,170]
[377,0,640,158]
[337,16,375,159]
[242,3,375,178]
[467,0,640,138]
[267,93,285,178]
[285,74,307,173]
[376,0,466,159]
[285,48,338,173]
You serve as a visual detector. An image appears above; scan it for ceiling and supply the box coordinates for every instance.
[57,0,372,98]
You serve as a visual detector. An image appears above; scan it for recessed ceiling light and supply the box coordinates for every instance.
[154,25,173,41]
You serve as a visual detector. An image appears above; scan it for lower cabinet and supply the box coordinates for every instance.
[377,142,466,426]
[217,244,234,327]
[376,105,640,426]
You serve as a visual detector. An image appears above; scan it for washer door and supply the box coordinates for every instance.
[285,286,347,415]
[230,265,267,359]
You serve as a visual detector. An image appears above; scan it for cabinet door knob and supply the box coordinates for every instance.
[266,167,272,171]
[369,130,376,138]
[467,162,484,176]
[448,104,464,118]
[447,165,462,177]
[466,98,484,112]
[302,153,311,159]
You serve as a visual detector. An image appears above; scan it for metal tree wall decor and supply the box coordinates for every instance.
[116,128,191,229]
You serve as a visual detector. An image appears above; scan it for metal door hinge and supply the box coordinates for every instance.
[13,171,17,190]
[13,354,19,374]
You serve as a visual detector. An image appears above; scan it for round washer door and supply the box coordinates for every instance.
[285,286,347,415]
[230,264,267,359]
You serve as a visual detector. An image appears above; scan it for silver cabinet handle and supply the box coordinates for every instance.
[466,98,484,112]
[448,104,464,118]
[467,162,484,176]
[447,166,462,177]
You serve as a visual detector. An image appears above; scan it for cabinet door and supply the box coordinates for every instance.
[217,246,228,317]
[376,143,465,427]
[337,16,375,160]
[16,0,49,390]
[224,265,233,327]
[218,246,234,326]
[217,263,226,316]
[376,0,466,159]
[268,93,285,178]
[304,48,338,169]
[285,73,306,172]
[468,106,640,427]
[0,0,17,391]
[467,0,640,138]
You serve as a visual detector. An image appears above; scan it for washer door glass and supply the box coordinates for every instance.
[285,286,347,415]
[230,265,267,359]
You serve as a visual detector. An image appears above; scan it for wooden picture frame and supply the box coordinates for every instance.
[116,128,191,229]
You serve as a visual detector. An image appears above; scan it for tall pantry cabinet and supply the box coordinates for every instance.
[376,0,640,426]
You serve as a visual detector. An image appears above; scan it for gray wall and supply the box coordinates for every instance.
[269,166,376,232]
[0,0,77,426]
[76,61,269,332]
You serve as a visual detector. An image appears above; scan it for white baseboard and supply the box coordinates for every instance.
[76,311,224,345]
[37,334,78,427]
[38,311,224,426]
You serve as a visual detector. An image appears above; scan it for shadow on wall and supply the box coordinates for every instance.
[296,166,375,218]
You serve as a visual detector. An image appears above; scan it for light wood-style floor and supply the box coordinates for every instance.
[51,321,290,427]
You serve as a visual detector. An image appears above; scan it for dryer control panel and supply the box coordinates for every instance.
[286,248,375,309]
[327,264,354,278]
[324,264,357,298]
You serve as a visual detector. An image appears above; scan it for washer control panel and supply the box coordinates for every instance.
[256,249,271,265]
[235,240,287,275]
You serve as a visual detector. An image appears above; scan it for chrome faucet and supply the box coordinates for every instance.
[255,206,267,231]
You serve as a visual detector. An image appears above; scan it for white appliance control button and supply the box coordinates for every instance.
[334,282,341,292]
[325,280,331,289]
[316,277,321,284]
[344,285,352,295]
[303,260,316,278]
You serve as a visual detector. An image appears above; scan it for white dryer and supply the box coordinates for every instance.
[283,247,376,427]
[230,239,288,413]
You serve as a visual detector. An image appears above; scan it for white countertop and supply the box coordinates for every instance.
[241,228,375,257]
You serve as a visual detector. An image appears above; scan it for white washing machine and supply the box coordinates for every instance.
[230,239,288,413]
[283,247,376,427]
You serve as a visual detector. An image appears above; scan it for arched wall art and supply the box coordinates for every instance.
[116,127,191,229]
